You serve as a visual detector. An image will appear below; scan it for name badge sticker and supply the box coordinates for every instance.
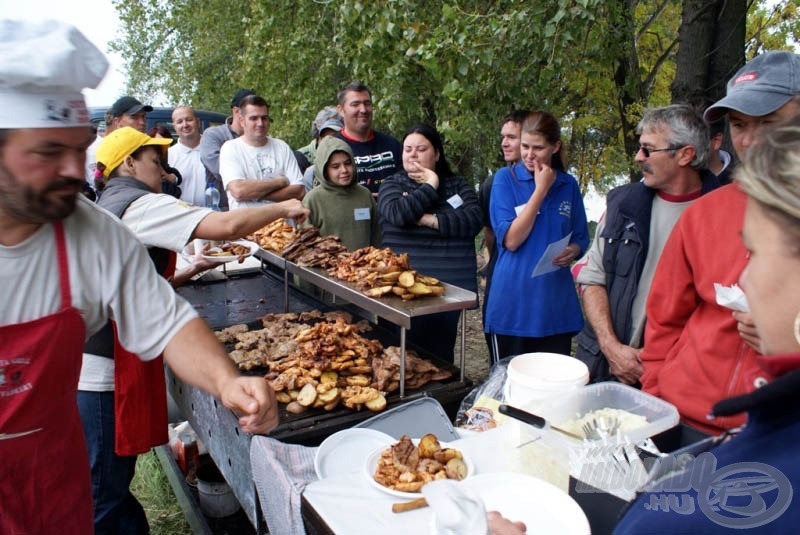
[447,194,464,209]
[354,207,371,221]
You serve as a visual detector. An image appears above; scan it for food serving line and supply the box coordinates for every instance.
[166,247,478,532]
[165,243,709,534]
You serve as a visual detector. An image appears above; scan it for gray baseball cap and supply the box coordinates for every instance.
[704,51,800,123]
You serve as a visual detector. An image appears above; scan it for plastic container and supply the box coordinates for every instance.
[504,353,589,408]
[195,459,240,518]
[531,382,680,445]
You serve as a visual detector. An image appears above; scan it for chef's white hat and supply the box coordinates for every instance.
[0,19,109,128]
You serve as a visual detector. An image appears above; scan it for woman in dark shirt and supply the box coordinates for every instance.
[377,123,483,362]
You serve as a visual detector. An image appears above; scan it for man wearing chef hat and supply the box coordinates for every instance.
[0,19,278,533]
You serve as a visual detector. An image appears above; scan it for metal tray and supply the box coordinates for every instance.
[355,396,459,441]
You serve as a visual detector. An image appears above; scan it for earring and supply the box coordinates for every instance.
[794,312,800,347]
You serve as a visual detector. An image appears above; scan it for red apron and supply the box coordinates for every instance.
[0,222,91,534]
[112,251,176,456]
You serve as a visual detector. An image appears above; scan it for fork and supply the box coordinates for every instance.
[582,415,622,440]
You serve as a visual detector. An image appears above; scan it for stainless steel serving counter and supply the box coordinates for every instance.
[254,247,478,396]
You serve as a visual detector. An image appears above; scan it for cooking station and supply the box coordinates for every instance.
[166,252,477,532]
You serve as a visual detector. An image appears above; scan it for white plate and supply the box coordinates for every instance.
[457,472,590,534]
[314,428,394,480]
[198,239,259,263]
[363,439,475,499]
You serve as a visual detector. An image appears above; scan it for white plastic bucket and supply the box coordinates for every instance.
[504,352,589,408]
[196,461,240,518]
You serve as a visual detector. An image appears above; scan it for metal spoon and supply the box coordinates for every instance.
[498,404,584,441]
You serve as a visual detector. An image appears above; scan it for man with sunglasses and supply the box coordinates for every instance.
[574,104,722,384]
[639,51,800,434]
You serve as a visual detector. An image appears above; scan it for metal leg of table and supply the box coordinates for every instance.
[283,267,289,313]
[459,309,466,382]
[399,327,406,398]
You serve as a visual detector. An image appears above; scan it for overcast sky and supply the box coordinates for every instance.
[1,0,125,107]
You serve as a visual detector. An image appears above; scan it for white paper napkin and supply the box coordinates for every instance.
[422,479,488,535]
[714,283,750,312]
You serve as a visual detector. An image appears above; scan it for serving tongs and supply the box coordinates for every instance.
[498,404,584,441]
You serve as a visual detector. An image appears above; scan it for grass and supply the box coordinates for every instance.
[132,451,191,534]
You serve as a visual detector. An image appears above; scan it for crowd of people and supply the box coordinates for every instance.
[2,16,800,534]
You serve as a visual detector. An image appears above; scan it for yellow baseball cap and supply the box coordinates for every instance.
[96,126,172,178]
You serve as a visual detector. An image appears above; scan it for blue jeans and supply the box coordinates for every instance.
[77,390,150,535]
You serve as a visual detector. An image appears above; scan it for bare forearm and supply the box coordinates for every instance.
[163,317,240,398]
[227,178,289,202]
[262,184,305,202]
[503,190,546,251]
[194,202,295,240]
[582,285,621,351]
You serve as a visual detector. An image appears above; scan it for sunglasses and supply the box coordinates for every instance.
[639,146,680,158]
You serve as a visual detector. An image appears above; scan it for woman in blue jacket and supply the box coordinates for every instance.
[484,110,588,358]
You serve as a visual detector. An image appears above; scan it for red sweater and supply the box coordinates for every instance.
[641,184,760,434]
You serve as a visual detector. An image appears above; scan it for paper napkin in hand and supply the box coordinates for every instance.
[422,479,488,535]
[714,283,750,313]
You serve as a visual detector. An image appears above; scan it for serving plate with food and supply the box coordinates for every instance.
[364,434,473,499]
[200,239,259,263]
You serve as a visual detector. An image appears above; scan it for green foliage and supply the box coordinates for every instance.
[746,0,800,56]
[111,0,795,195]
[132,451,190,534]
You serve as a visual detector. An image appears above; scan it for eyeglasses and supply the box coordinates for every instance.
[639,146,680,158]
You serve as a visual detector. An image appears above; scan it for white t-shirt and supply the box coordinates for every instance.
[169,139,207,207]
[80,192,212,391]
[219,136,303,210]
[0,197,198,390]
[85,134,103,184]
[119,193,211,251]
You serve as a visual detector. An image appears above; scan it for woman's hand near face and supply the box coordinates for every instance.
[531,159,556,197]
[407,161,439,189]
[732,310,763,353]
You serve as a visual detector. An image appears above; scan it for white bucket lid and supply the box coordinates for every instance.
[507,352,589,387]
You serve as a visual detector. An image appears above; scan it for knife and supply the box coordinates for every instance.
[498,404,584,441]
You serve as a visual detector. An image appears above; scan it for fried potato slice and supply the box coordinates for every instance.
[391,286,408,296]
[285,401,307,414]
[433,448,462,463]
[416,275,440,286]
[296,382,318,407]
[407,282,434,295]
[345,374,371,387]
[365,285,394,297]
[318,386,340,404]
[418,433,442,459]
[445,458,468,480]
[397,270,416,288]
[275,391,292,404]
[428,285,446,296]
[365,393,387,412]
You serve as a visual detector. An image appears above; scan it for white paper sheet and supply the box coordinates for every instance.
[531,232,572,277]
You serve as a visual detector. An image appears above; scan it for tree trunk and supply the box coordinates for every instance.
[671,0,747,108]
[707,0,747,105]
[610,0,646,183]
[671,0,716,107]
